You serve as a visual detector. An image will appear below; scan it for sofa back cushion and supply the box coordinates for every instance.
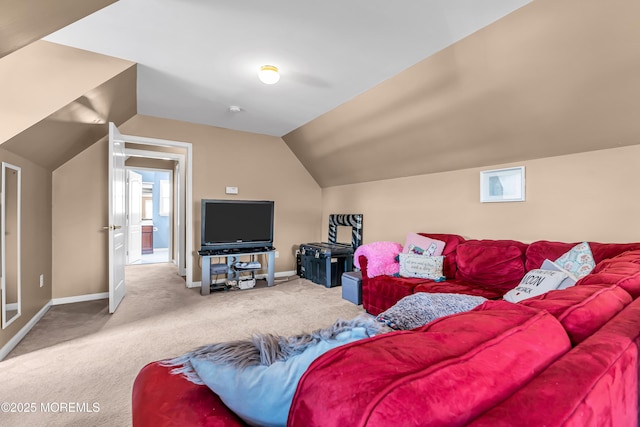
[577,250,640,296]
[455,240,528,292]
[289,301,570,427]
[525,241,640,272]
[520,283,632,345]
[417,233,465,278]
[591,248,640,273]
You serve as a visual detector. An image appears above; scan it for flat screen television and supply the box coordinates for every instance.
[201,199,274,251]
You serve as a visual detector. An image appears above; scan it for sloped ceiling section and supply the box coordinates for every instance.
[1,65,136,171]
[283,0,640,188]
[0,0,117,58]
[0,40,136,145]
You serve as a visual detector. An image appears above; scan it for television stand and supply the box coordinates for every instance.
[200,249,276,295]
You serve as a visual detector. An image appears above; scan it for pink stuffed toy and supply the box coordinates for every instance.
[354,241,403,277]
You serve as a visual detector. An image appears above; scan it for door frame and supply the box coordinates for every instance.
[125,166,174,265]
[125,169,143,265]
[118,134,193,287]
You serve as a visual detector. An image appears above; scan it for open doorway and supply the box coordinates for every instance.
[126,168,173,265]
[108,123,194,316]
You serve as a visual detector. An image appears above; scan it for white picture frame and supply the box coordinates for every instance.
[480,166,525,203]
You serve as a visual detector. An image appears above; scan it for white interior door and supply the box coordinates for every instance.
[127,170,143,264]
[108,123,126,313]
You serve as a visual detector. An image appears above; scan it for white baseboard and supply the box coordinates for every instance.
[274,270,297,279]
[52,292,109,306]
[6,302,19,311]
[0,301,51,361]
[192,270,298,289]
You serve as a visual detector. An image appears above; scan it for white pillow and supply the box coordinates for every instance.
[541,259,578,290]
[398,253,444,280]
[503,268,569,303]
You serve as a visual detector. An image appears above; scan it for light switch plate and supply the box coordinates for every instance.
[225,186,238,194]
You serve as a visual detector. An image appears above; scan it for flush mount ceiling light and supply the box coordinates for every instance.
[258,65,280,84]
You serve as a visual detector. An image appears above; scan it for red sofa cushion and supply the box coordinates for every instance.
[132,362,246,427]
[592,249,640,273]
[469,298,640,427]
[520,283,632,345]
[525,241,640,272]
[414,279,505,300]
[614,271,640,299]
[455,240,527,292]
[578,263,640,287]
[363,273,431,315]
[289,301,570,427]
[417,233,465,278]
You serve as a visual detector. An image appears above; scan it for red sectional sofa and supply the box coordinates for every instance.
[361,234,640,315]
[132,235,640,426]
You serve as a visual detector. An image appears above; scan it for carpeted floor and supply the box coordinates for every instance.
[0,263,364,426]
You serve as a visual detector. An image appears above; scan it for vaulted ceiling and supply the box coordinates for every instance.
[41,0,532,137]
[2,0,640,187]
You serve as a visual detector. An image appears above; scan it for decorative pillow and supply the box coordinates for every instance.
[398,253,444,280]
[402,232,445,256]
[540,259,578,290]
[503,269,569,303]
[554,242,595,279]
[354,241,402,277]
[189,328,370,427]
[376,292,487,330]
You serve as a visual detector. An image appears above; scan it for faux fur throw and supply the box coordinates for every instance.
[163,293,486,385]
[376,293,487,330]
[162,314,392,384]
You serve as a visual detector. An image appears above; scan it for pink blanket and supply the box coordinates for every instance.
[354,241,402,277]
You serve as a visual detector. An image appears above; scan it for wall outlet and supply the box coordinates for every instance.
[39,274,44,288]
[275,251,279,258]
[225,186,238,195]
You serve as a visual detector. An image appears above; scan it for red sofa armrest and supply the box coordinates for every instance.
[132,362,246,427]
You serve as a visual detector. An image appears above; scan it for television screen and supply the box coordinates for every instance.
[201,199,274,251]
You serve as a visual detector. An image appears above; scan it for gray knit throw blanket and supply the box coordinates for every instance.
[161,314,392,384]
[376,293,487,331]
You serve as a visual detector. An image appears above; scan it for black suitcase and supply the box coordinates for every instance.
[299,242,354,287]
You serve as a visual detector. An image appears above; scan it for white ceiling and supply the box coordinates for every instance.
[44,0,532,137]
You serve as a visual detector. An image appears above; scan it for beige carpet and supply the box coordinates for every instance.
[0,263,364,427]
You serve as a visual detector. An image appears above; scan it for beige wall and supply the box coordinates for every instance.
[322,145,640,246]
[121,115,323,280]
[0,148,52,349]
[51,115,322,298]
[52,138,108,298]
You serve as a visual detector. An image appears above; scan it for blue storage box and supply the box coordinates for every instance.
[341,271,362,305]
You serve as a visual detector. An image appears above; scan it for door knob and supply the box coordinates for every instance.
[102,225,123,230]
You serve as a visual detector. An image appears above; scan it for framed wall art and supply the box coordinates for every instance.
[480,166,525,203]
